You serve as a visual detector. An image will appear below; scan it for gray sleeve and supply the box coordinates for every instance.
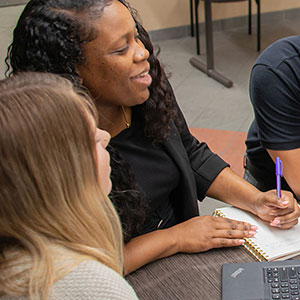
[52,260,139,300]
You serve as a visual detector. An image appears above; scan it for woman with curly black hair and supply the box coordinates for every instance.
[6,0,300,275]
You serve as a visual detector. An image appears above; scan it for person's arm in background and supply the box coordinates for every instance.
[267,149,300,200]
[249,38,300,202]
[251,64,300,200]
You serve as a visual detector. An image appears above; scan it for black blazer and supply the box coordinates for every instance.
[163,107,228,222]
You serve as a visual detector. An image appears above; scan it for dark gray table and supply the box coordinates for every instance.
[126,246,300,299]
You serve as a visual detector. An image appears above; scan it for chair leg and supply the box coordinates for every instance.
[256,0,260,51]
[195,0,200,55]
[190,0,194,36]
[248,0,252,35]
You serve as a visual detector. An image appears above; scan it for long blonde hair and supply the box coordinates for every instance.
[0,72,123,299]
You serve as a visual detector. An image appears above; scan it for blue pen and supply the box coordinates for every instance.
[276,157,283,198]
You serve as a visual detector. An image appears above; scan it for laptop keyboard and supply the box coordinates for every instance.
[264,266,300,299]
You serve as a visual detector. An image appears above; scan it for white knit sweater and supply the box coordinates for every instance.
[1,260,139,299]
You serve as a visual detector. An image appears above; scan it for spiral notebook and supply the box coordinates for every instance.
[213,206,300,261]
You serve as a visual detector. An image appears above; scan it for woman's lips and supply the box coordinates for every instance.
[131,71,152,87]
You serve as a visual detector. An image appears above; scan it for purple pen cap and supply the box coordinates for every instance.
[276,157,283,177]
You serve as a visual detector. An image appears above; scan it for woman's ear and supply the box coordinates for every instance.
[75,66,84,85]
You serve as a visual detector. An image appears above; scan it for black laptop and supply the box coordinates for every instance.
[222,260,300,300]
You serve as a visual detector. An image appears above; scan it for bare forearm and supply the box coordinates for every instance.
[206,167,259,214]
[124,227,178,275]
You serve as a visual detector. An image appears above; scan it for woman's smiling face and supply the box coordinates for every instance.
[78,0,152,108]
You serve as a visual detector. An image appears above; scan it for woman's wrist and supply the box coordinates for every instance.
[166,225,181,254]
[229,184,262,216]
[250,191,262,215]
[246,189,271,217]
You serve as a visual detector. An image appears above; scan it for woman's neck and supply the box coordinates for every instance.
[96,105,132,137]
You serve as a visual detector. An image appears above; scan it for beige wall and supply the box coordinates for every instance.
[129,0,300,31]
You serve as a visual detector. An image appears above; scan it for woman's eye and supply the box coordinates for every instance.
[115,45,129,54]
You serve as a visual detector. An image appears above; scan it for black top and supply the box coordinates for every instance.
[246,36,300,191]
[111,95,229,235]
[111,110,180,234]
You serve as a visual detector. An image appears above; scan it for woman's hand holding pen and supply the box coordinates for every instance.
[169,216,257,253]
[253,190,300,229]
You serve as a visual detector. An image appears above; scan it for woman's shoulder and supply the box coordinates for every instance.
[53,260,139,299]
[0,260,139,300]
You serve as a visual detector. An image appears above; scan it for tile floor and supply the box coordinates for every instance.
[1,4,300,214]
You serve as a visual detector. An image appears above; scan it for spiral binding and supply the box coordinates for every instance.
[213,209,269,262]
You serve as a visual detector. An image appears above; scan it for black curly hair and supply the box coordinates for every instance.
[6,0,181,242]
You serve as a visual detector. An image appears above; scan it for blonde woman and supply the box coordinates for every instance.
[0,72,139,300]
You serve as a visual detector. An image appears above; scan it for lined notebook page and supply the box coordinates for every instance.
[214,206,300,261]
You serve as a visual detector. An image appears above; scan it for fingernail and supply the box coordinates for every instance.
[239,240,245,244]
[271,222,282,227]
[251,225,258,231]
[280,200,289,205]
[272,219,281,225]
[249,231,256,236]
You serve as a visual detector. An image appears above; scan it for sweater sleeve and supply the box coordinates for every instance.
[52,260,139,300]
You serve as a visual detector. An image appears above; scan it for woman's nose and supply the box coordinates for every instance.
[134,40,149,62]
